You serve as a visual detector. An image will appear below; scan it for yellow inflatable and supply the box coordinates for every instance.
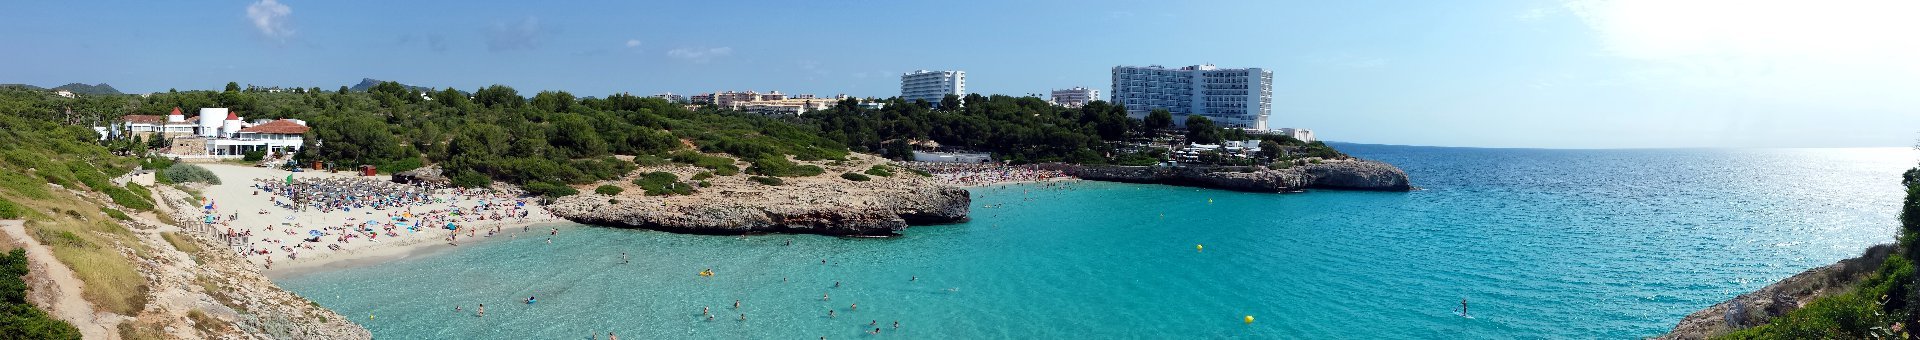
[698,269,714,277]
[1244,315,1254,324]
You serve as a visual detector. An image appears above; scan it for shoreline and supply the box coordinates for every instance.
[181,164,568,279]
[262,220,572,280]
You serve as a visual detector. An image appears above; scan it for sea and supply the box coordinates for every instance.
[276,145,1920,339]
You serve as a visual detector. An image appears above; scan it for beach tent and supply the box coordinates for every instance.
[308,230,323,237]
[446,223,458,230]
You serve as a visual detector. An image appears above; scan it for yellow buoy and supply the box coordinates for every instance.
[1196,244,1204,252]
[1244,315,1254,324]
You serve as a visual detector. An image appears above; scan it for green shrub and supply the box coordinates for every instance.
[99,208,130,221]
[634,155,671,167]
[0,249,82,339]
[840,172,870,181]
[522,181,577,197]
[102,185,154,212]
[595,185,623,196]
[907,168,931,177]
[160,164,220,185]
[450,171,491,188]
[697,181,711,188]
[864,165,893,177]
[632,172,691,196]
[0,199,23,219]
[124,183,151,201]
[749,176,783,186]
[690,171,713,181]
[242,150,265,162]
[748,155,823,177]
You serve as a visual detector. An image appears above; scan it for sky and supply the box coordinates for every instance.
[2,0,1917,148]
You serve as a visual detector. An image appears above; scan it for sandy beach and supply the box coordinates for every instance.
[181,163,564,276]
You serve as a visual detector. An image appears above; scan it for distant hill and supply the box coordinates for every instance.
[0,83,121,95]
[52,83,122,95]
[348,78,435,92]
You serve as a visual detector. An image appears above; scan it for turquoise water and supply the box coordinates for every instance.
[277,145,1919,338]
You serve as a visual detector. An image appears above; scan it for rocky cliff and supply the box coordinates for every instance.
[1058,159,1412,192]
[1657,244,1895,339]
[548,157,969,236]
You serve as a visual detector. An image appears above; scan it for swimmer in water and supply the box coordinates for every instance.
[910,276,916,281]
[870,320,877,326]
[733,300,740,309]
[828,309,836,318]
[851,303,857,311]
[834,281,840,288]
[739,314,745,321]
[621,252,629,264]
[823,292,830,301]
[707,314,714,321]
[893,320,899,329]
[477,304,485,317]
[703,306,710,315]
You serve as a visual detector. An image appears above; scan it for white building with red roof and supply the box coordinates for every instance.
[205,118,309,156]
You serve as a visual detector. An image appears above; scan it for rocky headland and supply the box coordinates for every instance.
[548,154,970,236]
[1657,244,1895,339]
[1055,158,1413,192]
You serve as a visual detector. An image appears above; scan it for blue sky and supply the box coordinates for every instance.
[3,0,1917,148]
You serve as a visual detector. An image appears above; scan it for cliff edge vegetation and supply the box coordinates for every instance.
[1660,165,1920,339]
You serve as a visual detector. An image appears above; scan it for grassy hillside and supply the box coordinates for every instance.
[0,91,159,336]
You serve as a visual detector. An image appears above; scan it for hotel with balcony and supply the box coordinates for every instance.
[1110,64,1273,130]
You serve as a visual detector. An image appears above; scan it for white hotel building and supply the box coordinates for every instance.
[900,70,965,105]
[1050,87,1099,108]
[1110,64,1273,130]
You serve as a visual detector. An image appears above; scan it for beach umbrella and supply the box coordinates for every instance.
[308,230,322,237]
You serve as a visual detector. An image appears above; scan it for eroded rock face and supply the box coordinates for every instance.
[548,164,969,236]
[1657,244,1895,340]
[1059,159,1412,192]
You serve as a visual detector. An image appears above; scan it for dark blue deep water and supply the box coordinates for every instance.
[278,145,1918,338]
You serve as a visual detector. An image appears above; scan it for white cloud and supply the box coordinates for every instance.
[486,17,550,52]
[1562,0,1920,105]
[1515,7,1553,21]
[666,46,732,63]
[626,39,642,48]
[246,0,294,39]
[1563,0,1920,66]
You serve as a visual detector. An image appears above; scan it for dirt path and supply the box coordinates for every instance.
[1,219,117,339]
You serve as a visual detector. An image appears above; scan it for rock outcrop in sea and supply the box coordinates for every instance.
[1657,244,1895,339]
[548,157,969,236]
[1055,158,1413,192]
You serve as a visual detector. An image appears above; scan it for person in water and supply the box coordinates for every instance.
[1460,298,1469,317]
[703,306,710,315]
[828,309,836,318]
[733,300,740,309]
[893,320,899,329]
[527,296,537,304]
[851,303,857,311]
[608,332,617,340]
[477,304,485,317]
[621,252,629,264]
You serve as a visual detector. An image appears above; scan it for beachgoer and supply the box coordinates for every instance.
[477,304,485,317]
[828,309,835,318]
[609,332,617,340]
[1461,298,1469,317]
[733,300,740,309]
[870,328,881,335]
[893,320,899,329]
[911,276,916,282]
[621,252,629,264]
[703,306,710,315]
[834,281,840,288]
[851,303,857,311]
[823,292,829,301]
[739,314,745,321]
[870,320,877,326]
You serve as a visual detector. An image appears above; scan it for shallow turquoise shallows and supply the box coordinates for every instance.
[276,145,1918,339]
